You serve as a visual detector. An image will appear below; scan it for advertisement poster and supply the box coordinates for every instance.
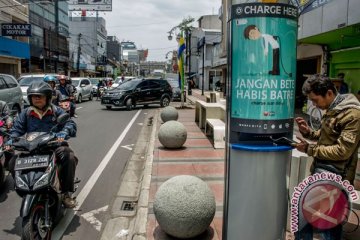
[231,3,297,134]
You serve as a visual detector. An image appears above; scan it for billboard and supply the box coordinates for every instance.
[68,0,112,11]
[230,3,298,135]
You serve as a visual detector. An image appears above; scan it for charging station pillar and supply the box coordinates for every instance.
[223,1,298,239]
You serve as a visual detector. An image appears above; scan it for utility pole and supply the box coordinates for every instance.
[77,33,82,75]
[54,0,59,73]
[201,37,205,96]
[188,30,192,95]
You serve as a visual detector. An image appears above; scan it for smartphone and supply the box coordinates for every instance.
[269,136,297,146]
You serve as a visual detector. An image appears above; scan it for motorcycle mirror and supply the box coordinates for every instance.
[57,113,70,125]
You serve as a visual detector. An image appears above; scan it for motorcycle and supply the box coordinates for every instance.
[98,86,106,98]
[0,117,8,187]
[11,114,79,240]
[0,111,17,188]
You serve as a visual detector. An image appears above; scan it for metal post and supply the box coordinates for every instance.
[201,37,205,96]
[223,0,296,239]
[77,33,82,75]
[188,30,192,95]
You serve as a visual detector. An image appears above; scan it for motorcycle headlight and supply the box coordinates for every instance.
[33,173,50,190]
[15,175,29,191]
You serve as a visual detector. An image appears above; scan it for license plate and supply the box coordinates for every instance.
[15,155,50,170]
[103,99,110,103]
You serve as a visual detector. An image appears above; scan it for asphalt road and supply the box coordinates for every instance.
[0,99,153,240]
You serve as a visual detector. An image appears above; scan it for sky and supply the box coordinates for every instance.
[97,0,221,62]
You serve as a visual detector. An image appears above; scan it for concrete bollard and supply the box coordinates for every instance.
[158,120,187,149]
[160,106,178,122]
[153,175,216,238]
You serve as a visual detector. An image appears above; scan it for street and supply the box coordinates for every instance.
[0,100,152,240]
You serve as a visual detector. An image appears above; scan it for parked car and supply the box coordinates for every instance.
[0,74,23,113]
[101,78,173,110]
[165,73,186,102]
[17,74,58,107]
[71,77,93,103]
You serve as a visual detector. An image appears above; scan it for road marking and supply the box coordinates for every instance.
[81,205,108,231]
[137,122,143,126]
[52,109,142,240]
[121,144,134,151]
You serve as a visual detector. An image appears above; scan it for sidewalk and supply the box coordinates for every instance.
[101,89,360,240]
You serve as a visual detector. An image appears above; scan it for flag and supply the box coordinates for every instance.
[177,35,186,95]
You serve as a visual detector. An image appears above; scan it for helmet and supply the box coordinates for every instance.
[44,75,57,84]
[27,81,53,107]
[58,75,67,80]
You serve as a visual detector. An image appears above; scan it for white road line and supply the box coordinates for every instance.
[76,107,83,110]
[52,109,142,240]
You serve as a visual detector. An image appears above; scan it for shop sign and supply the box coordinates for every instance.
[1,24,31,36]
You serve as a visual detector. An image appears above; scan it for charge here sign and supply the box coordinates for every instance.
[1,23,32,36]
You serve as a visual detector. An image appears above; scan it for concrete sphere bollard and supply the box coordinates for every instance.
[153,175,216,238]
[158,120,187,149]
[160,106,178,122]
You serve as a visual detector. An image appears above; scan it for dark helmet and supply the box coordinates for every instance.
[27,81,53,107]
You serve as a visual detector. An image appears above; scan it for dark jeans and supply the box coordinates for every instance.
[295,224,343,240]
[8,146,78,193]
[70,102,76,117]
[54,146,78,193]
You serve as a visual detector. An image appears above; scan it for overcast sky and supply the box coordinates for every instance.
[97,0,221,62]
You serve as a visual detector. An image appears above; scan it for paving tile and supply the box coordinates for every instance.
[193,163,224,176]
[155,163,196,176]
[208,182,224,205]
[157,148,225,159]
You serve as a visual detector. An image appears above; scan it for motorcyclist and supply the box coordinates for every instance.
[0,101,14,168]
[44,75,61,106]
[0,100,14,129]
[57,75,76,118]
[96,80,105,100]
[7,81,78,208]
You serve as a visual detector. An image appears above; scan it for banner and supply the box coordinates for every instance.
[231,3,297,134]
[68,0,112,11]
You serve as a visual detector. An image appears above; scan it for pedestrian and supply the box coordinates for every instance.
[293,74,360,239]
[337,72,349,94]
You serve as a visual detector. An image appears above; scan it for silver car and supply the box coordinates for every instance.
[17,74,58,107]
[0,74,24,113]
[71,77,93,103]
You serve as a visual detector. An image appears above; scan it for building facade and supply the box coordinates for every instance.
[69,16,107,77]
[0,0,30,78]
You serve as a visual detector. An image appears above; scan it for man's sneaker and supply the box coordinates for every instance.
[62,193,77,208]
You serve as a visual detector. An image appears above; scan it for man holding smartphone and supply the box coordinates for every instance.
[294,75,360,239]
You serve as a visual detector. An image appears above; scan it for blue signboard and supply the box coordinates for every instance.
[0,36,30,59]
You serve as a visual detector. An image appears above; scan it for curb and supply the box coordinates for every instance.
[100,109,159,240]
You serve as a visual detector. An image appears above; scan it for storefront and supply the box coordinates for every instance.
[0,36,30,78]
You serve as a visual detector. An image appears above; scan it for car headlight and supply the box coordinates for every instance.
[112,92,122,96]
[15,175,29,191]
[33,172,50,190]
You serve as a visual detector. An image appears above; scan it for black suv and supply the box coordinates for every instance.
[101,78,173,110]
